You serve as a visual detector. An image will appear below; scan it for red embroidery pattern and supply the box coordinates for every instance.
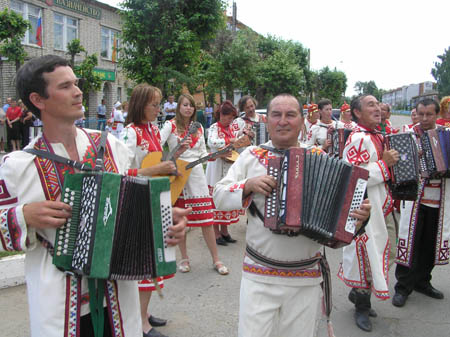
[346,139,370,165]
[229,183,245,193]
[133,123,162,152]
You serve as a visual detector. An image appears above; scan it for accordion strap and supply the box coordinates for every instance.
[260,144,286,154]
[24,130,109,171]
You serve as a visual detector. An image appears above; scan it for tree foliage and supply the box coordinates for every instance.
[432,47,450,98]
[0,9,30,40]
[66,39,85,67]
[316,67,347,106]
[119,0,225,96]
[354,80,384,101]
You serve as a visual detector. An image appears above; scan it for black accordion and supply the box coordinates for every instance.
[327,128,352,159]
[385,133,420,200]
[53,172,176,280]
[253,122,269,145]
[264,148,369,248]
[420,128,450,178]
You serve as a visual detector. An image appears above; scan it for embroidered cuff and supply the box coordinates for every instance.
[377,160,391,182]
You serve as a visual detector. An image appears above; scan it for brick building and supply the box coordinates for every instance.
[0,0,130,121]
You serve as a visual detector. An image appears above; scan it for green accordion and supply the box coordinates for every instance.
[53,172,176,280]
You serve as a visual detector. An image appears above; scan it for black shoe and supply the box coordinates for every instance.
[348,289,377,317]
[216,237,228,246]
[414,285,444,299]
[143,327,168,337]
[148,315,167,327]
[392,292,408,307]
[221,234,237,243]
[354,310,372,332]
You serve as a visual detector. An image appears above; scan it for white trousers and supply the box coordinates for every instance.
[238,277,320,337]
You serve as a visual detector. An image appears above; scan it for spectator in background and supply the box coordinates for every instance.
[205,102,213,128]
[163,95,177,121]
[6,98,22,151]
[2,97,11,112]
[74,105,86,128]
[437,96,450,128]
[97,98,106,130]
[19,100,33,148]
[122,101,129,120]
[195,101,206,130]
[0,105,7,153]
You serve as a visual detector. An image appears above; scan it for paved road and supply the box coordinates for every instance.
[2,114,450,337]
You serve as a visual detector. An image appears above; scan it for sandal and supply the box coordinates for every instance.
[213,261,229,275]
[178,259,191,273]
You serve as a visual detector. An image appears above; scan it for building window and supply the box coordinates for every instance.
[11,0,42,46]
[101,27,119,61]
[54,13,79,51]
[117,87,122,103]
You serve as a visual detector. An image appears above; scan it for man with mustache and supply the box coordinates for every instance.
[337,95,399,332]
[213,93,371,337]
[0,55,188,337]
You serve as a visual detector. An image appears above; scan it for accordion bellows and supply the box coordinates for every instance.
[53,173,176,280]
[264,148,369,248]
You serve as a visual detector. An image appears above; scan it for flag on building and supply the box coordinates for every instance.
[36,16,42,47]
[111,35,117,63]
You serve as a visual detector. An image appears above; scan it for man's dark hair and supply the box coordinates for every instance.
[238,95,258,113]
[318,98,332,110]
[350,94,371,121]
[416,98,440,114]
[16,55,70,119]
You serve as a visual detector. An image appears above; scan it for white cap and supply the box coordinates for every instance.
[114,101,121,108]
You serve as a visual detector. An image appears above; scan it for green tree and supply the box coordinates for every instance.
[354,80,384,101]
[0,9,30,96]
[431,47,450,98]
[66,38,85,67]
[74,54,102,110]
[316,66,347,106]
[120,0,225,96]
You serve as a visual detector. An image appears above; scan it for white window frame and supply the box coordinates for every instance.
[53,12,79,51]
[101,26,120,61]
[10,0,42,46]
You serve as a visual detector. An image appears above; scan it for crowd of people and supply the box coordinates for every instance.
[0,54,449,337]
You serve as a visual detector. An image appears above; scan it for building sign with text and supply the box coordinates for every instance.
[93,68,115,81]
[42,0,101,20]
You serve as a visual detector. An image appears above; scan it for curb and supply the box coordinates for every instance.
[0,254,25,289]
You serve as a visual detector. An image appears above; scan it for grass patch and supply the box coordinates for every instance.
[0,251,24,259]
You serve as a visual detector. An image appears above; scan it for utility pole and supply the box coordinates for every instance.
[232,1,237,34]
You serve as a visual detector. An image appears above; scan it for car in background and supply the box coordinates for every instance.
[332,108,341,121]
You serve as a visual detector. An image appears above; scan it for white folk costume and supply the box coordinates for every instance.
[206,122,242,225]
[0,128,140,337]
[160,120,214,226]
[233,113,267,145]
[120,122,172,291]
[213,143,326,337]
[337,124,392,299]
[306,120,337,149]
[336,120,357,130]
[396,126,450,268]
[111,109,125,139]
[299,119,317,144]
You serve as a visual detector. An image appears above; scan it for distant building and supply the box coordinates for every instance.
[382,81,437,109]
[0,0,130,121]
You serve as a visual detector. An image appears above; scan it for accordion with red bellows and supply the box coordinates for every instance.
[264,147,369,248]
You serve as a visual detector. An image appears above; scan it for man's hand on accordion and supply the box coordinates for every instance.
[382,149,400,167]
[351,199,372,233]
[165,207,191,246]
[23,200,72,229]
[243,175,277,198]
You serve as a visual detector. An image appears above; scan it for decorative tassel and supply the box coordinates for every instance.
[327,319,336,337]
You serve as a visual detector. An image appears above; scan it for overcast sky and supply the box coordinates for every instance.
[101,0,450,96]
